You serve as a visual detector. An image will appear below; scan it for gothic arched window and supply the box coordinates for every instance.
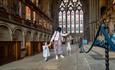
[58,0,83,33]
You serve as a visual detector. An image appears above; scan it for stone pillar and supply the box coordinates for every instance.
[78,10,80,33]
[22,31,25,49]
[62,11,63,33]
[83,0,90,41]
[89,0,93,41]
[88,0,99,41]
[70,11,72,33]
[37,32,40,41]
[66,11,67,33]
[74,10,76,33]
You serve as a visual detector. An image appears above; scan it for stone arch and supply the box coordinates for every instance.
[12,29,24,52]
[45,34,48,41]
[25,31,31,41]
[12,29,23,41]
[37,32,40,41]
[39,32,45,41]
[25,31,32,56]
[0,25,12,41]
[12,27,26,58]
[33,32,38,41]
[38,32,42,41]
[80,0,88,12]
[45,34,49,41]
[41,33,45,41]
[13,27,24,34]
[48,35,50,41]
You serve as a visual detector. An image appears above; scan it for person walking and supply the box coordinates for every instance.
[42,42,50,61]
[66,35,72,55]
[79,37,84,53]
[49,27,68,60]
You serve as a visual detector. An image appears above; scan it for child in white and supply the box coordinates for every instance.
[66,35,72,55]
[42,42,50,61]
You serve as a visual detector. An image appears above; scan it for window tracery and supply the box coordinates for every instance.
[59,0,83,33]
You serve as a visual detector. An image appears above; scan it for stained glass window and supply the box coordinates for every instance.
[71,11,74,33]
[59,11,62,28]
[59,0,83,33]
[33,11,36,21]
[26,6,31,20]
[19,1,22,17]
[63,11,66,33]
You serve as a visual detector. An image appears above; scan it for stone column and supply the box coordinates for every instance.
[89,0,93,41]
[70,11,72,33]
[62,11,63,33]
[78,10,80,33]
[65,11,68,33]
[74,10,76,33]
[22,31,25,49]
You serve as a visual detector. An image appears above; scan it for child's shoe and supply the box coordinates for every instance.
[60,55,64,58]
[56,55,58,60]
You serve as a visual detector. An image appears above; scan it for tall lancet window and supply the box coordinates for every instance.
[58,0,83,33]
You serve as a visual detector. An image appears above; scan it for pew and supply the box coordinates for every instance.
[0,41,21,65]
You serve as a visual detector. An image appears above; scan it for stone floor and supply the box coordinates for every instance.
[0,44,115,70]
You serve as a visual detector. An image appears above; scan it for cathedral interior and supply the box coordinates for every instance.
[0,0,115,70]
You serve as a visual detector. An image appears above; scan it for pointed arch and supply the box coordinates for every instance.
[58,0,83,33]
[0,25,12,41]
